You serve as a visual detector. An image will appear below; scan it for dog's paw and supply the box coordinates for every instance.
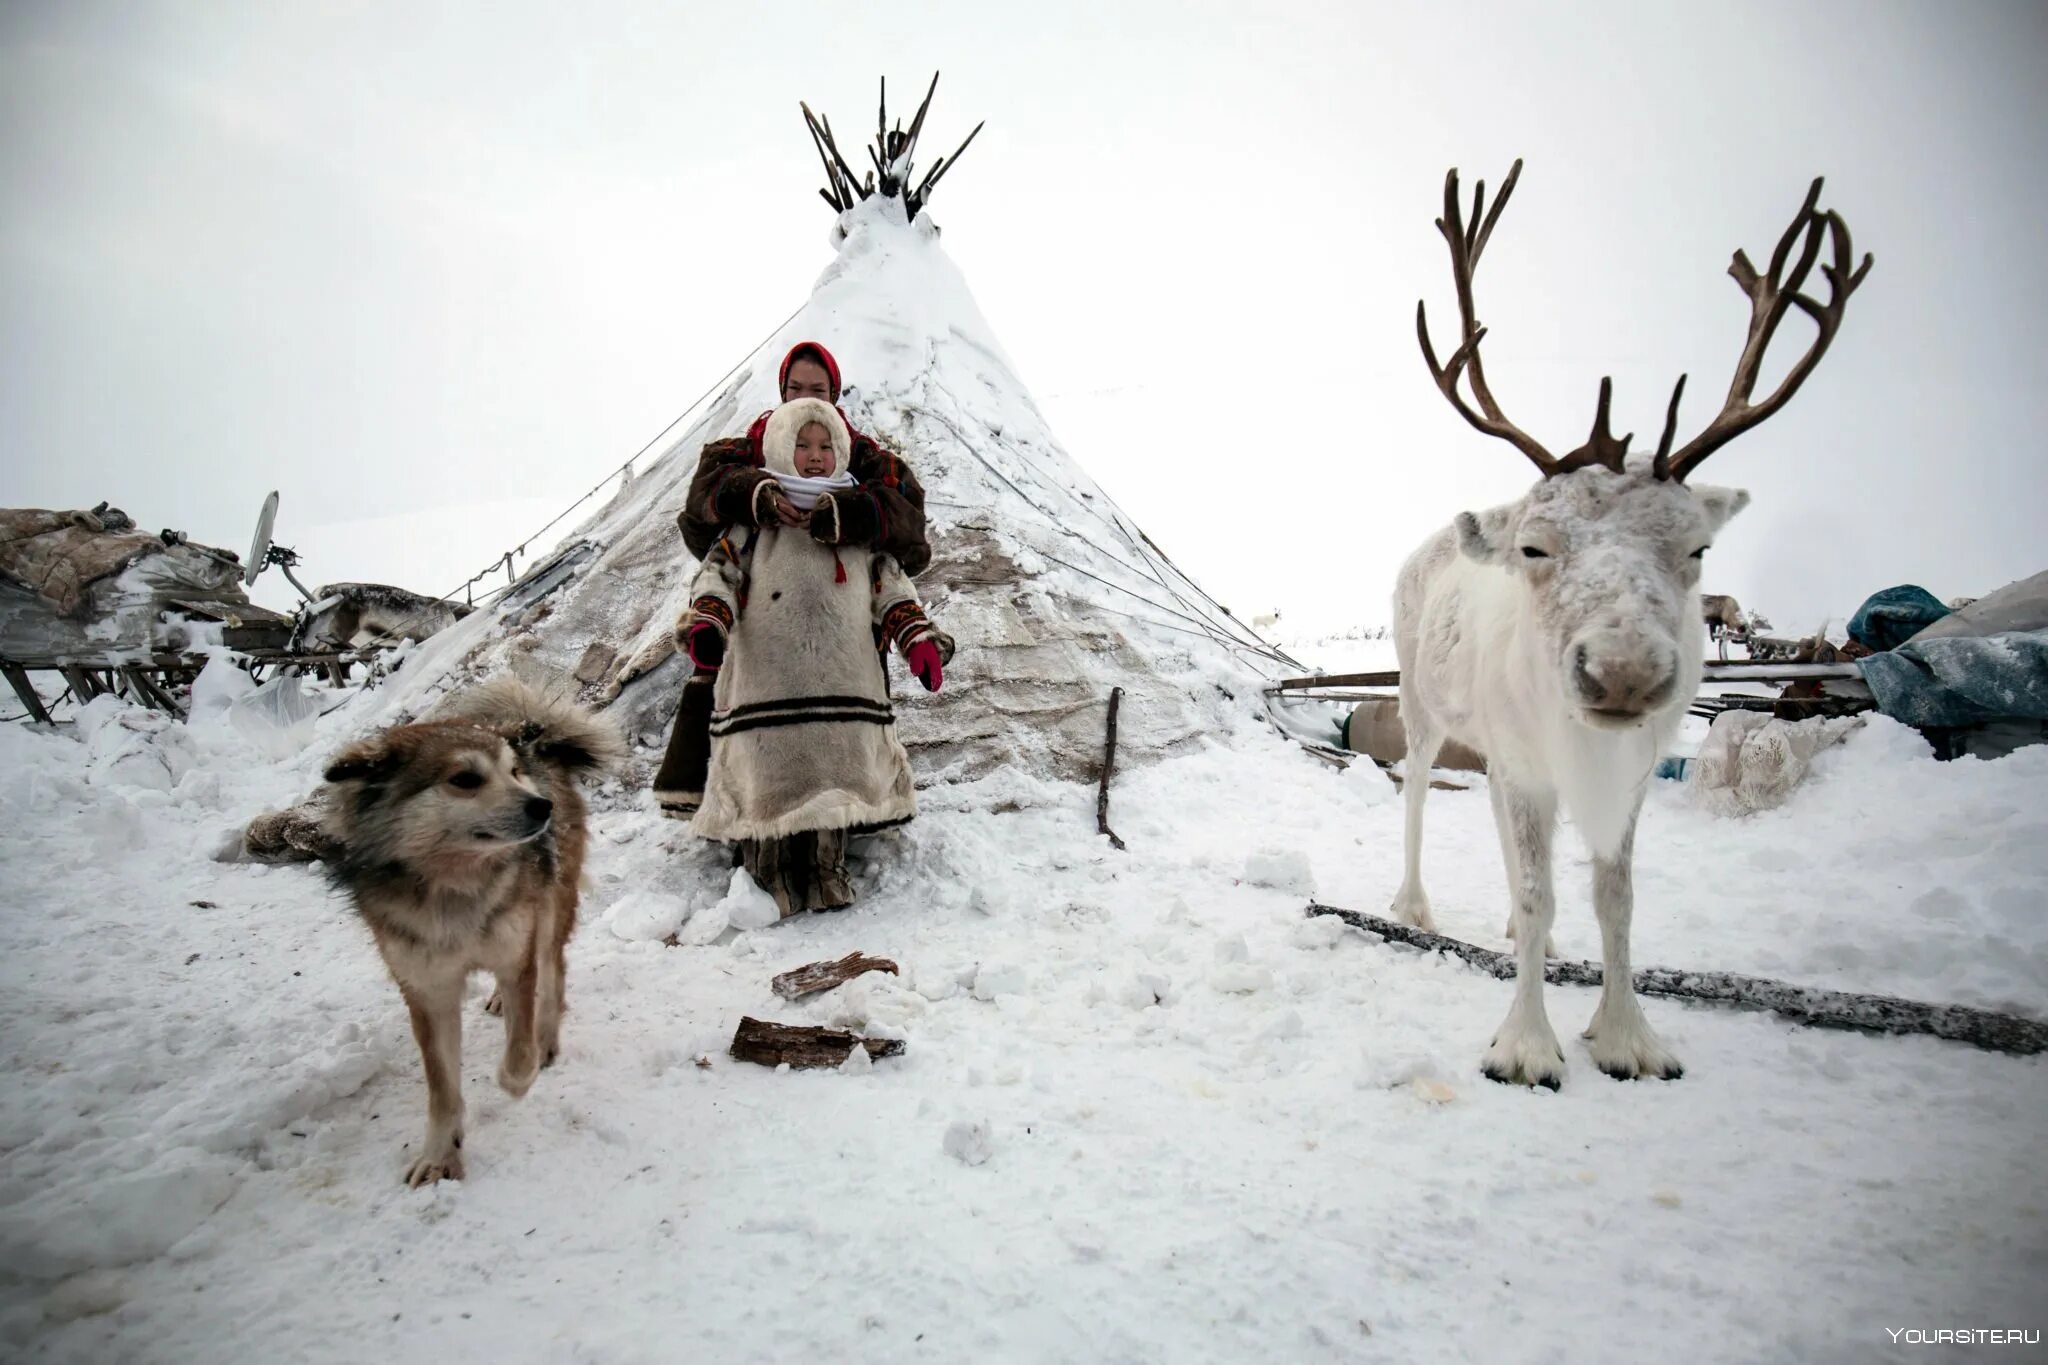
[404,1145,465,1187]
[1481,1019,1567,1091]
[499,1049,539,1098]
[482,990,503,1017]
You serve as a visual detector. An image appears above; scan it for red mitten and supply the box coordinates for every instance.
[685,622,727,671]
[904,639,943,693]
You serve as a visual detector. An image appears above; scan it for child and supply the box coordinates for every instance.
[676,398,948,915]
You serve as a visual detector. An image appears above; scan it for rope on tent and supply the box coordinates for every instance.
[1044,591,1289,676]
[915,371,1300,669]
[917,368,1295,666]
[901,400,1273,670]
[901,406,1270,667]
[1036,548,1296,669]
[435,300,808,607]
[908,445,1285,665]
[916,374,1211,611]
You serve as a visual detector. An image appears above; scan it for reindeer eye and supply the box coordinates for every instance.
[1520,546,1551,560]
[449,771,485,790]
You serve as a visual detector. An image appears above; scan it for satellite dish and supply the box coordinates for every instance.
[244,490,279,588]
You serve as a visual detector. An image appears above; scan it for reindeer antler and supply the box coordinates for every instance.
[1657,179,1873,481]
[1420,165,1869,483]
[1417,161,1560,475]
[1417,161,1642,478]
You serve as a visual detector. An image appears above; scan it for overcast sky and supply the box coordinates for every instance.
[4,1,2044,631]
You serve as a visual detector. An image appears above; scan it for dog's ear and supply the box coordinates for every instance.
[324,736,396,784]
[506,714,624,777]
[528,735,610,774]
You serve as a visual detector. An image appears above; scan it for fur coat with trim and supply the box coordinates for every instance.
[681,399,941,843]
[679,412,930,576]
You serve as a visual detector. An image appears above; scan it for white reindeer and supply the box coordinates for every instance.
[1391,162,1870,1088]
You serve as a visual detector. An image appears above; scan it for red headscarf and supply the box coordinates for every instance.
[778,341,841,403]
[748,341,858,458]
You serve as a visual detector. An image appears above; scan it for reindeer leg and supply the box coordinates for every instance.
[1388,720,1443,933]
[400,978,467,1185]
[1492,779,1557,956]
[1583,806,1682,1080]
[1481,780,1566,1089]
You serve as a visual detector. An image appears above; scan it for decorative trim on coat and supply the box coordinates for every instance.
[708,693,896,738]
[879,599,937,655]
[681,593,735,646]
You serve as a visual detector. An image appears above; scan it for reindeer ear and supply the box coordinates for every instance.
[1455,508,1512,564]
[324,736,396,784]
[1690,484,1751,535]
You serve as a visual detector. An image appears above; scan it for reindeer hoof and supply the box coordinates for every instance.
[404,1145,465,1187]
[1389,889,1437,934]
[1482,1026,1567,1090]
[1593,1049,1684,1082]
[1586,1015,1683,1081]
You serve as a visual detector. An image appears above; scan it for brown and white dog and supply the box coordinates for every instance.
[321,679,622,1186]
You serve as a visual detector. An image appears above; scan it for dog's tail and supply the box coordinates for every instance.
[437,677,626,777]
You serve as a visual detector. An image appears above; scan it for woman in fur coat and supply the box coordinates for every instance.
[677,397,948,915]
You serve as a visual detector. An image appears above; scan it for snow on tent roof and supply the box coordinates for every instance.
[368,82,1296,785]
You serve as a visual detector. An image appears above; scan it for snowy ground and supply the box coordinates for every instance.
[2,677,2045,1364]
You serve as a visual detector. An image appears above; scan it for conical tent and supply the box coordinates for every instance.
[383,83,1296,786]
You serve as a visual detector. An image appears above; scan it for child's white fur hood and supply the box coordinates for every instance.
[761,398,851,479]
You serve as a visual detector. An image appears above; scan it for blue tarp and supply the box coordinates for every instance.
[1858,630,2048,728]
[1848,584,1949,652]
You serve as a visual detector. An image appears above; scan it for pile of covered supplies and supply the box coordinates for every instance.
[1690,569,2048,814]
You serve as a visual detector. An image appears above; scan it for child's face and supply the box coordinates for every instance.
[794,423,835,478]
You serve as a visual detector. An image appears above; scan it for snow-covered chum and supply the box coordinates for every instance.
[1392,161,1872,1089]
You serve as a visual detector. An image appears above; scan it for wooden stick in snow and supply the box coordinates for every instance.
[1270,660,1860,693]
[729,1017,904,1069]
[772,952,900,1001]
[1272,670,1403,691]
[1305,903,2048,1058]
[1097,686,1127,850]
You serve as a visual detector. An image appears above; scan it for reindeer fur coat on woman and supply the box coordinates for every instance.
[680,399,940,843]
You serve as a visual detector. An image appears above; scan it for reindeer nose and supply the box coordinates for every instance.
[1572,645,1605,703]
[1572,640,1677,717]
[524,796,554,824]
